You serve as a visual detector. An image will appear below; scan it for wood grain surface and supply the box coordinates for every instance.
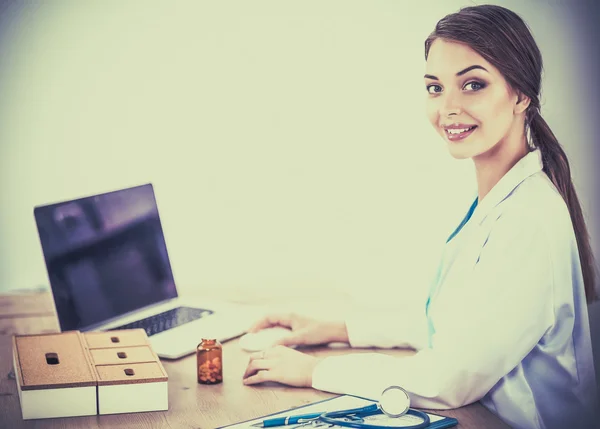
[0,290,510,429]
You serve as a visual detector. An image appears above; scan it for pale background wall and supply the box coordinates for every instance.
[0,0,597,314]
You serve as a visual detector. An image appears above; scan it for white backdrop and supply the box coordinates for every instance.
[0,1,597,310]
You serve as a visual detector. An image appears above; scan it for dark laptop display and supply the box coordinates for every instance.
[34,184,179,331]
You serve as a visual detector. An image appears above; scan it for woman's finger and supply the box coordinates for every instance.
[243,369,271,385]
[248,350,266,362]
[248,313,293,333]
[272,333,304,347]
[243,358,273,379]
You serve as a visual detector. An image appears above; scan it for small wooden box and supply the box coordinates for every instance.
[12,331,97,420]
[13,329,168,420]
[83,329,169,415]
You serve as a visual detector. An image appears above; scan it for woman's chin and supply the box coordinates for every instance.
[445,140,492,160]
[446,145,473,160]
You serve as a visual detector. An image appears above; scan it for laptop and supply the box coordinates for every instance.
[33,183,258,359]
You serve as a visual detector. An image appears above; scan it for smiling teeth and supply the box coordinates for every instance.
[447,127,472,134]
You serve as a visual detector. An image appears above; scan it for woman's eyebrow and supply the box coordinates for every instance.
[424,65,489,81]
[456,65,488,76]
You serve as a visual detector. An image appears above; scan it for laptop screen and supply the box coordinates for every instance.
[34,184,178,331]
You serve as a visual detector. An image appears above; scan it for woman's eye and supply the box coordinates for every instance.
[426,84,442,94]
[464,81,485,91]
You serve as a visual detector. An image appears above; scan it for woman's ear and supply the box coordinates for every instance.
[514,92,531,114]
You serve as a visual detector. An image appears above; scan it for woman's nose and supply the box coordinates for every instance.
[439,92,462,117]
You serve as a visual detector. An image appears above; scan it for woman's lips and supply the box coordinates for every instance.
[444,125,477,141]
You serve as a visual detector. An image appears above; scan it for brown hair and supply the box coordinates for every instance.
[425,5,597,303]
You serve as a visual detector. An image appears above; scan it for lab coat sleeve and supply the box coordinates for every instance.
[344,303,429,351]
[312,214,555,408]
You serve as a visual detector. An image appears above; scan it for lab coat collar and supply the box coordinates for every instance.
[471,149,544,225]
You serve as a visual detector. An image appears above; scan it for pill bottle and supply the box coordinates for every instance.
[197,339,223,384]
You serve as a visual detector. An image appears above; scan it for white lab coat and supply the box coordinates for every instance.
[311,149,599,429]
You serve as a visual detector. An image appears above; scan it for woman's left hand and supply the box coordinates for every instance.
[242,345,323,387]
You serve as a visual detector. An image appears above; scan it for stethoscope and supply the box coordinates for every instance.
[255,386,430,428]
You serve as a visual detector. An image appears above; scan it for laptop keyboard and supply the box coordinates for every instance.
[110,306,214,337]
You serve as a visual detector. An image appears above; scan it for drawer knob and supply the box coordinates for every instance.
[45,352,60,365]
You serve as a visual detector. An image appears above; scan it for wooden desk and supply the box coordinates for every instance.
[0,290,510,428]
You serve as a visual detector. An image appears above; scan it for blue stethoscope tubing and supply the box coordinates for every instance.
[317,403,431,429]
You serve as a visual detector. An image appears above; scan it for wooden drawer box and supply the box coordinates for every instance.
[12,329,168,420]
[85,329,168,415]
[12,331,97,420]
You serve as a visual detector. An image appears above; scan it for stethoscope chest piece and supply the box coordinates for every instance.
[378,386,411,417]
[317,385,431,428]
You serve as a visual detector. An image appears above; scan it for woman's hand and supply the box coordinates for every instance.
[247,312,349,347]
[242,345,323,387]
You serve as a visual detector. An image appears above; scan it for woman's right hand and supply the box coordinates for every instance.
[247,312,349,347]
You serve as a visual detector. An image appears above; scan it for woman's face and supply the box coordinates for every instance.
[424,39,521,160]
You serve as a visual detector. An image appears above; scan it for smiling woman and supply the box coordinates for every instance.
[422,6,597,305]
[241,5,598,429]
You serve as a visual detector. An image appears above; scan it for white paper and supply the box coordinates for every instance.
[220,395,446,428]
